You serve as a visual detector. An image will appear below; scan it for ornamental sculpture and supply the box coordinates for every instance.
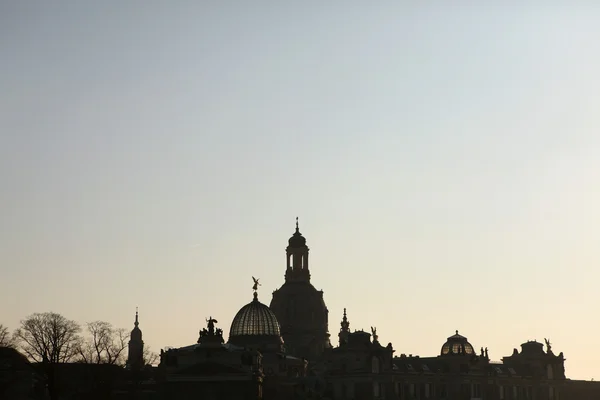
[252,276,261,292]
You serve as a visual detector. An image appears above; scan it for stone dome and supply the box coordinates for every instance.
[270,281,331,359]
[288,217,307,248]
[288,228,306,247]
[440,330,475,356]
[228,293,284,352]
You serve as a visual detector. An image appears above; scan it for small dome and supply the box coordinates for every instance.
[131,326,142,341]
[441,330,475,356]
[289,232,306,247]
[229,293,284,352]
[288,218,307,248]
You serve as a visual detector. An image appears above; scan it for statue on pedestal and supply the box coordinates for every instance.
[544,338,553,353]
[252,276,261,292]
[206,316,218,335]
[371,326,378,342]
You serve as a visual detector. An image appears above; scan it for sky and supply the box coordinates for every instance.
[1,1,599,380]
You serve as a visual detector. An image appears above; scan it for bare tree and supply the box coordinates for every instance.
[143,346,158,366]
[13,312,81,363]
[78,321,128,365]
[0,324,15,348]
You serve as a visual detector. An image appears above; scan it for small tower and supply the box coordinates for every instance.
[126,308,144,370]
[285,217,310,282]
[339,308,350,347]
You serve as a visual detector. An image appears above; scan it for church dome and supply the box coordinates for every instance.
[441,330,475,356]
[229,292,284,352]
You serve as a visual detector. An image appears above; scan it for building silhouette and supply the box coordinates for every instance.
[4,219,600,399]
[126,309,144,371]
[270,218,331,360]
[151,220,600,399]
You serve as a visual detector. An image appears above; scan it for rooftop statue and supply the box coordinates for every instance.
[371,326,378,342]
[545,338,553,353]
[206,316,218,335]
[252,276,261,292]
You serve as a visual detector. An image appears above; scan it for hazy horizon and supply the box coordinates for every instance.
[1,2,599,379]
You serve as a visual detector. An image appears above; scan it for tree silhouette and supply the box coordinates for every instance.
[143,346,158,366]
[0,324,15,348]
[13,312,81,363]
[13,312,81,400]
[78,321,128,365]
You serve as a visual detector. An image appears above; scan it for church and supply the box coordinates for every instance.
[121,220,600,400]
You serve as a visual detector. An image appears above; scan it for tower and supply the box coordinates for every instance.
[339,308,350,347]
[270,218,331,360]
[286,217,310,282]
[126,308,144,370]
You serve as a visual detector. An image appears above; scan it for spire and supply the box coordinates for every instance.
[127,307,144,370]
[341,308,349,331]
[339,308,350,346]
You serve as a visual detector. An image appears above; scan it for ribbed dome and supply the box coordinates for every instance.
[441,330,475,356]
[229,293,281,337]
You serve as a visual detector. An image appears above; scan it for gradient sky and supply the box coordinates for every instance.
[1,1,599,380]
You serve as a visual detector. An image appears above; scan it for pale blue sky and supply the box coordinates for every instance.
[1,2,599,379]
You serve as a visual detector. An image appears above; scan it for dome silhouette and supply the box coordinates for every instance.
[441,330,475,356]
[228,293,284,352]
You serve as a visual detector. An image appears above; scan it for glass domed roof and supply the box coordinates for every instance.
[229,293,281,337]
[441,330,475,356]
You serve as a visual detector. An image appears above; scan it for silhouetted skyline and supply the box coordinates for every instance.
[1,2,599,380]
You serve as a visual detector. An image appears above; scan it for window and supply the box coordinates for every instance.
[499,385,504,399]
[438,384,447,398]
[424,383,431,398]
[373,382,380,397]
[422,364,430,372]
[508,367,517,375]
[471,383,481,397]
[547,364,554,380]
[372,356,380,374]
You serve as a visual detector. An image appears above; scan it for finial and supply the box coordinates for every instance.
[456,330,459,335]
[135,307,139,327]
[295,217,299,232]
[343,308,347,318]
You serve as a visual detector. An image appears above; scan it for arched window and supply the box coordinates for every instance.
[371,356,380,373]
[547,364,554,380]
